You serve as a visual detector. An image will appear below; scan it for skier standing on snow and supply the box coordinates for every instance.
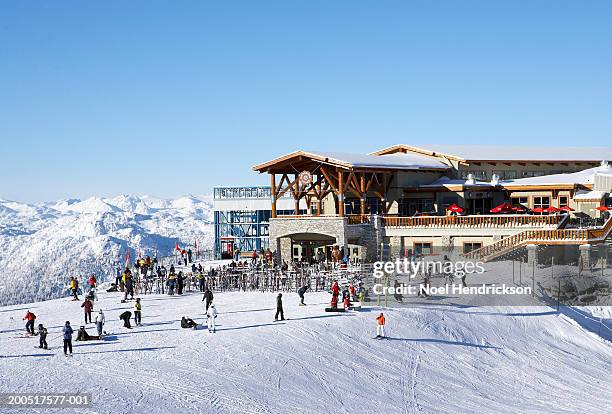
[177,271,184,295]
[375,313,386,339]
[70,277,79,300]
[206,304,217,333]
[123,269,134,301]
[275,293,285,321]
[89,274,97,289]
[343,295,351,311]
[95,309,105,337]
[81,297,93,324]
[134,298,142,326]
[63,321,74,356]
[36,323,48,349]
[23,310,36,335]
[202,287,214,311]
[297,285,309,306]
[119,311,132,329]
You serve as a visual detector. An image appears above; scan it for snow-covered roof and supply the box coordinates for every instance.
[574,190,606,200]
[373,144,612,162]
[420,176,493,188]
[253,150,450,172]
[500,167,601,187]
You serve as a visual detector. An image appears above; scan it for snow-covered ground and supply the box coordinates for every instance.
[0,195,213,306]
[1,289,610,414]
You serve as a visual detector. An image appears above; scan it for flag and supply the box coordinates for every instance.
[175,242,181,251]
[125,249,131,269]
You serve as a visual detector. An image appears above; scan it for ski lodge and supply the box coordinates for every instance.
[251,144,612,264]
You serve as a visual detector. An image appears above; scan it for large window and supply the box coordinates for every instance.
[559,196,569,208]
[400,198,435,216]
[511,197,528,207]
[493,170,517,180]
[414,242,433,255]
[533,196,550,209]
[463,242,482,254]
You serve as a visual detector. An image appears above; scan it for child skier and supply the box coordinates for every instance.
[119,311,132,329]
[134,298,142,326]
[95,309,105,337]
[343,295,351,311]
[297,285,309,306]
[375,313,386,339]
[206,304,217,333]
[36,324,48,349]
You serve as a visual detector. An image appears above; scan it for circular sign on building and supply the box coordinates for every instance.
[299,170,313,185]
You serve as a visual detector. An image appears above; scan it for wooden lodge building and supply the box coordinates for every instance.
[252,145,612,263]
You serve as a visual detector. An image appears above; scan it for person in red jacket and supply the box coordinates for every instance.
[81,298,94,324]
[89,274,97,289]
[23,310,36,335]
[330,295,338,309]
[331,280,340,296]
[343,296,350,311]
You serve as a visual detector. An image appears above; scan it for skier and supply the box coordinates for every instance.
[95,309,105,337]
[202,287,214,311]
[187,248,193,264]
[197,272,205,292]
[343,295,351,311]
[275,293,285,321]
[297,285,309,306]
[349,282,356,301]
[206,303,217,333]
[23,310,36,335]
[36,323,48,349]
[76,326,100,341]
[177,271,184,295]
[375,313,386,339]
[81,297,93,324]
[119,311,132,329]
[63,321,74,356]
[134,298,142,326]
[330,294,339,309]
[181,316,197,329]
[167,271,176,295]
[123,268,134,301]
[70,277,79,300]
[331,280,340,297]
[89,274,97,289]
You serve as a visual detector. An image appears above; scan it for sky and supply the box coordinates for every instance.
[1,1,611,203]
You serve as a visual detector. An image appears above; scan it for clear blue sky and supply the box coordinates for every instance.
[1,1,611,202]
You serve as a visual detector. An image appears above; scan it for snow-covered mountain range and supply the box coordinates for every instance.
[0,195,213,306]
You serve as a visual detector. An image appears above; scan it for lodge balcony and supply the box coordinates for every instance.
[276,213,566,229]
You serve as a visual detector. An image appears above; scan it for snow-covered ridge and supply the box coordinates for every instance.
[0,195,213,306]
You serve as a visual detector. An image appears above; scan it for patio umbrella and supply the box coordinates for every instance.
[532,207,546,214]
[446,203,465,214]
[543,206,560,214]
[559,206,574,212]
[490,202,514,214]
[511,205,527,213]
[595,205,610,211]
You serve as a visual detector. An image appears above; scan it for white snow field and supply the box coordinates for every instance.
[1,290,610,414]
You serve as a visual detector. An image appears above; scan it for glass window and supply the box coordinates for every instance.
[511,197,528,206]
[559,196,568,207]
[533,196,550,209]
[463,242,482,254]
[414,242,432,255]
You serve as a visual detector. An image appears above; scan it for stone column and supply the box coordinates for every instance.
[526,244,538,266]
[579,244,592,272]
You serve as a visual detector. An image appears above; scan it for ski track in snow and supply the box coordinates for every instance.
[0,290,611,414]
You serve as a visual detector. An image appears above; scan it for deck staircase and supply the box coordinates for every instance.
[465,216,612,262]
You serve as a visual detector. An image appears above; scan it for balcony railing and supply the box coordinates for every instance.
[382,214,563,228]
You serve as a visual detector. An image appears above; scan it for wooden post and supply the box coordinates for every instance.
[270,173,277,218]
[294,174,300,215]
[338,170,344,217]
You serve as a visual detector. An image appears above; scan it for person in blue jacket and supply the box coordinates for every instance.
[63,321,74,356]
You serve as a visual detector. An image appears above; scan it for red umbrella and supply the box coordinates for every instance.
[446,203,464,214]
[595,205,610,211]
[559,206,574,212]
[490,202,514,214]
[532,207,546,214]
[512,205,527,213]
[543,206,560,213]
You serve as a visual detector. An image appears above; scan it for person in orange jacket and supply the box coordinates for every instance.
[23,310,36,335]
[343,295,350,311]
[375,313,386,338]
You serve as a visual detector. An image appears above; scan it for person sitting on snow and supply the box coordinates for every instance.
[181,316,198,329]
[76,325,100,341]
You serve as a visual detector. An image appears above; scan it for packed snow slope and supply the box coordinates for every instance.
[0,195,213,306]
[1,290,610,414]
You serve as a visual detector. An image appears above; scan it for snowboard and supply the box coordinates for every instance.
[325,308,345,313]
